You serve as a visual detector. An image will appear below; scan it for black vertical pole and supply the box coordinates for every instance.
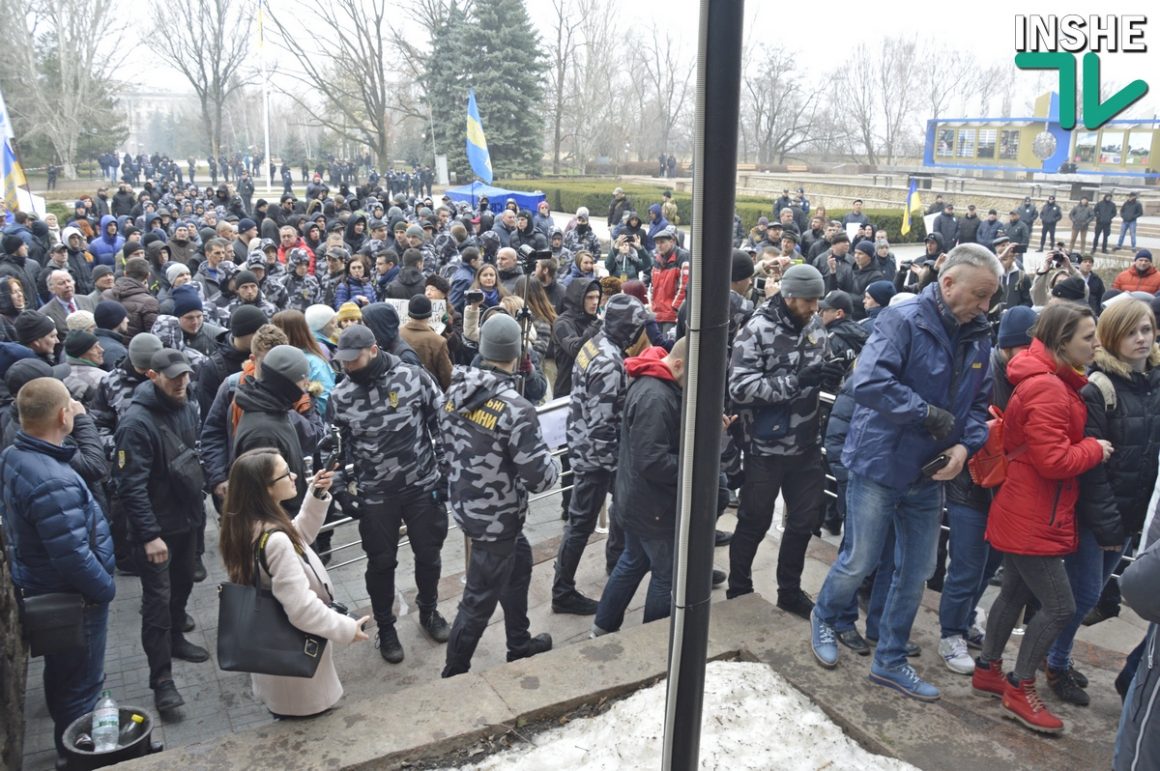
[661,0,744,769]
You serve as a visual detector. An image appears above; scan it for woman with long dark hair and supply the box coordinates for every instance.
[973,302,1111,734]
[219,448,369,718]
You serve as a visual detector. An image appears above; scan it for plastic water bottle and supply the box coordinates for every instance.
[92,691,119,752]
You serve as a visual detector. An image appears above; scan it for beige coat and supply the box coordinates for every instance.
[252,492,358,717]
[399,317,453,391]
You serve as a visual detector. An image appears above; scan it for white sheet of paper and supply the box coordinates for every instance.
[383,298,446,335]
[536,397,570,449]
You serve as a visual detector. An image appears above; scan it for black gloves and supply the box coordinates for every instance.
[798,360,846,390]
[924,405,956,441]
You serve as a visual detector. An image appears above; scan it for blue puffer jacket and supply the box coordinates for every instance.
[842,282,993,491]
[88,215,124,268]
[0,432,115,603]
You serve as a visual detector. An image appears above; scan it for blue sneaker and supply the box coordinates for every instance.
[810,610,839,668]
[869,662,940,701]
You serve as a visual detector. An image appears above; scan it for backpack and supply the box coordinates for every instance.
[967,405,1029,488]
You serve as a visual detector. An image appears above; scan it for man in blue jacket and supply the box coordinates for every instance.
[0,377,115,757]
[808,243,1000,702]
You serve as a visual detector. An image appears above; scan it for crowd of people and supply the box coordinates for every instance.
[1,167,1157,770]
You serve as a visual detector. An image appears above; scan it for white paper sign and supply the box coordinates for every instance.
[845,223,862,243]
[536,396,570,450]
[922,213,938,239]
[383,298,446,335]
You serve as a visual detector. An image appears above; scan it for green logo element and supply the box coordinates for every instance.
[1015,52,1149,131]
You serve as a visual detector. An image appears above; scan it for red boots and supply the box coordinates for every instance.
[1002,675,1064,734]
[971,657,1006,698]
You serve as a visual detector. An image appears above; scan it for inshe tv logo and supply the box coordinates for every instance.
[1015,15,1149,130]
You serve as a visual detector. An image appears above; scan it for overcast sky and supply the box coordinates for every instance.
[129,0,1159,118]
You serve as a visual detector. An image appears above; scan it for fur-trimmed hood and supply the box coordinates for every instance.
[1092,343,1160,380]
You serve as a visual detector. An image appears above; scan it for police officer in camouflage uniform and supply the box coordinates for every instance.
[552,295,650,615]
[726,264,846,618]
[441,314,559,677]
[328,324,450,664]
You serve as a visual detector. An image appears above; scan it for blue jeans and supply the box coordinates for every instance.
[1117,220,1138,249]
[815,472,942,669]
[1046,526,1127,671]
[44,602,109,755]
[832,524,895,639]
[939,502,1003,638]
[594,529,674,632]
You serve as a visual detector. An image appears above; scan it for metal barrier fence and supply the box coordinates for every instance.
[318,389,1138,580]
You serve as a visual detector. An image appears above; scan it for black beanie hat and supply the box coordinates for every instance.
[234,270,259,289]
[93,301,128,330]
[229,305,266,338]
[65,330,99,359]
[731,249,755,282]
[14,310,56,345]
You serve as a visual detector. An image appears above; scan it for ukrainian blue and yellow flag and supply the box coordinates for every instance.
[0,87,29,224]
[465,89,493,184]
[900,178,922,236]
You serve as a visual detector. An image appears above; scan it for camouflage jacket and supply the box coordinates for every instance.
[91,359,149,456]
[327,351,444,504]
[282,272,322,313]
[440,365,559,542]
[567,333,628,472]
[224,295,278,321]
[728,294,830,456]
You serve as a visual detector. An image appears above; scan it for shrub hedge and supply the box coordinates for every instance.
[515,178,928,243]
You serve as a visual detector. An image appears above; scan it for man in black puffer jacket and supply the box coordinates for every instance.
[551,279,602,398]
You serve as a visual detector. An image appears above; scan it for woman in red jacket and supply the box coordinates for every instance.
[972,302,1112,734]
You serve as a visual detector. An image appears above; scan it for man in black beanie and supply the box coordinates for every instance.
[93,301,129,371]
[196,304,265,416]
[15,310,60,364]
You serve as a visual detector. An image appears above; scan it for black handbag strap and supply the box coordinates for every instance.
[255,530,333,604]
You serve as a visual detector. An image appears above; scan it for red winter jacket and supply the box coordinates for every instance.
[650,248,687,324]
[986,338,1105,556]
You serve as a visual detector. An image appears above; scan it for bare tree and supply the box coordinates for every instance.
[743,45,828,164]
[545,0,583,173]
[144,0,252,161]
[918,48,974,123]
[876,37,920,165]
[831,46,880,165]
[266,0,402,165]
[634,29,696,158]
[0,0,126,177]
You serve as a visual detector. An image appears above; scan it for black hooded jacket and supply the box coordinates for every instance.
[361,303,422,367]
[233,373,314,510]
[551,279,602,396]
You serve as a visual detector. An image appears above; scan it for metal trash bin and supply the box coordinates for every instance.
[60,706,162,770]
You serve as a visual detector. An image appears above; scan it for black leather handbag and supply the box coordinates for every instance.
[21,592,86,657]
[217,531,330,678]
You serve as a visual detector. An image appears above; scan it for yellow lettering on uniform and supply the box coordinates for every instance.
[485,399,506,413]
[467,408,498,431]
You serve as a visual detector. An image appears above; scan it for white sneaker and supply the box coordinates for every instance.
[939,635,975,675]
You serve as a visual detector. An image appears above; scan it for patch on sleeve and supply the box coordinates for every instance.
[117,449,127,469]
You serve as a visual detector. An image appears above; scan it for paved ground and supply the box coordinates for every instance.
[20,479,1146,769]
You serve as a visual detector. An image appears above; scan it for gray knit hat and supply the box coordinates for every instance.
[261,345,310,383]
[479,314,522,363]
[127,333,163,370]
[779,264,825,299]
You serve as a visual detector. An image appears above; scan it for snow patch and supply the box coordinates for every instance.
[443,660,917,770]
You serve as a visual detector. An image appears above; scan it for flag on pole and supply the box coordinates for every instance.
[900,178,923,236]
[465,89,493,184]
[0,86,30,224]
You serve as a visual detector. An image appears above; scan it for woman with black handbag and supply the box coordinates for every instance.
[219,448,369,718]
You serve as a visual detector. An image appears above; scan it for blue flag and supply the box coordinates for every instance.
[465,89,493,184]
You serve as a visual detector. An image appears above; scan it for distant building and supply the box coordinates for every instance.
[117,88,201,155]
[924,92,1159,180]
